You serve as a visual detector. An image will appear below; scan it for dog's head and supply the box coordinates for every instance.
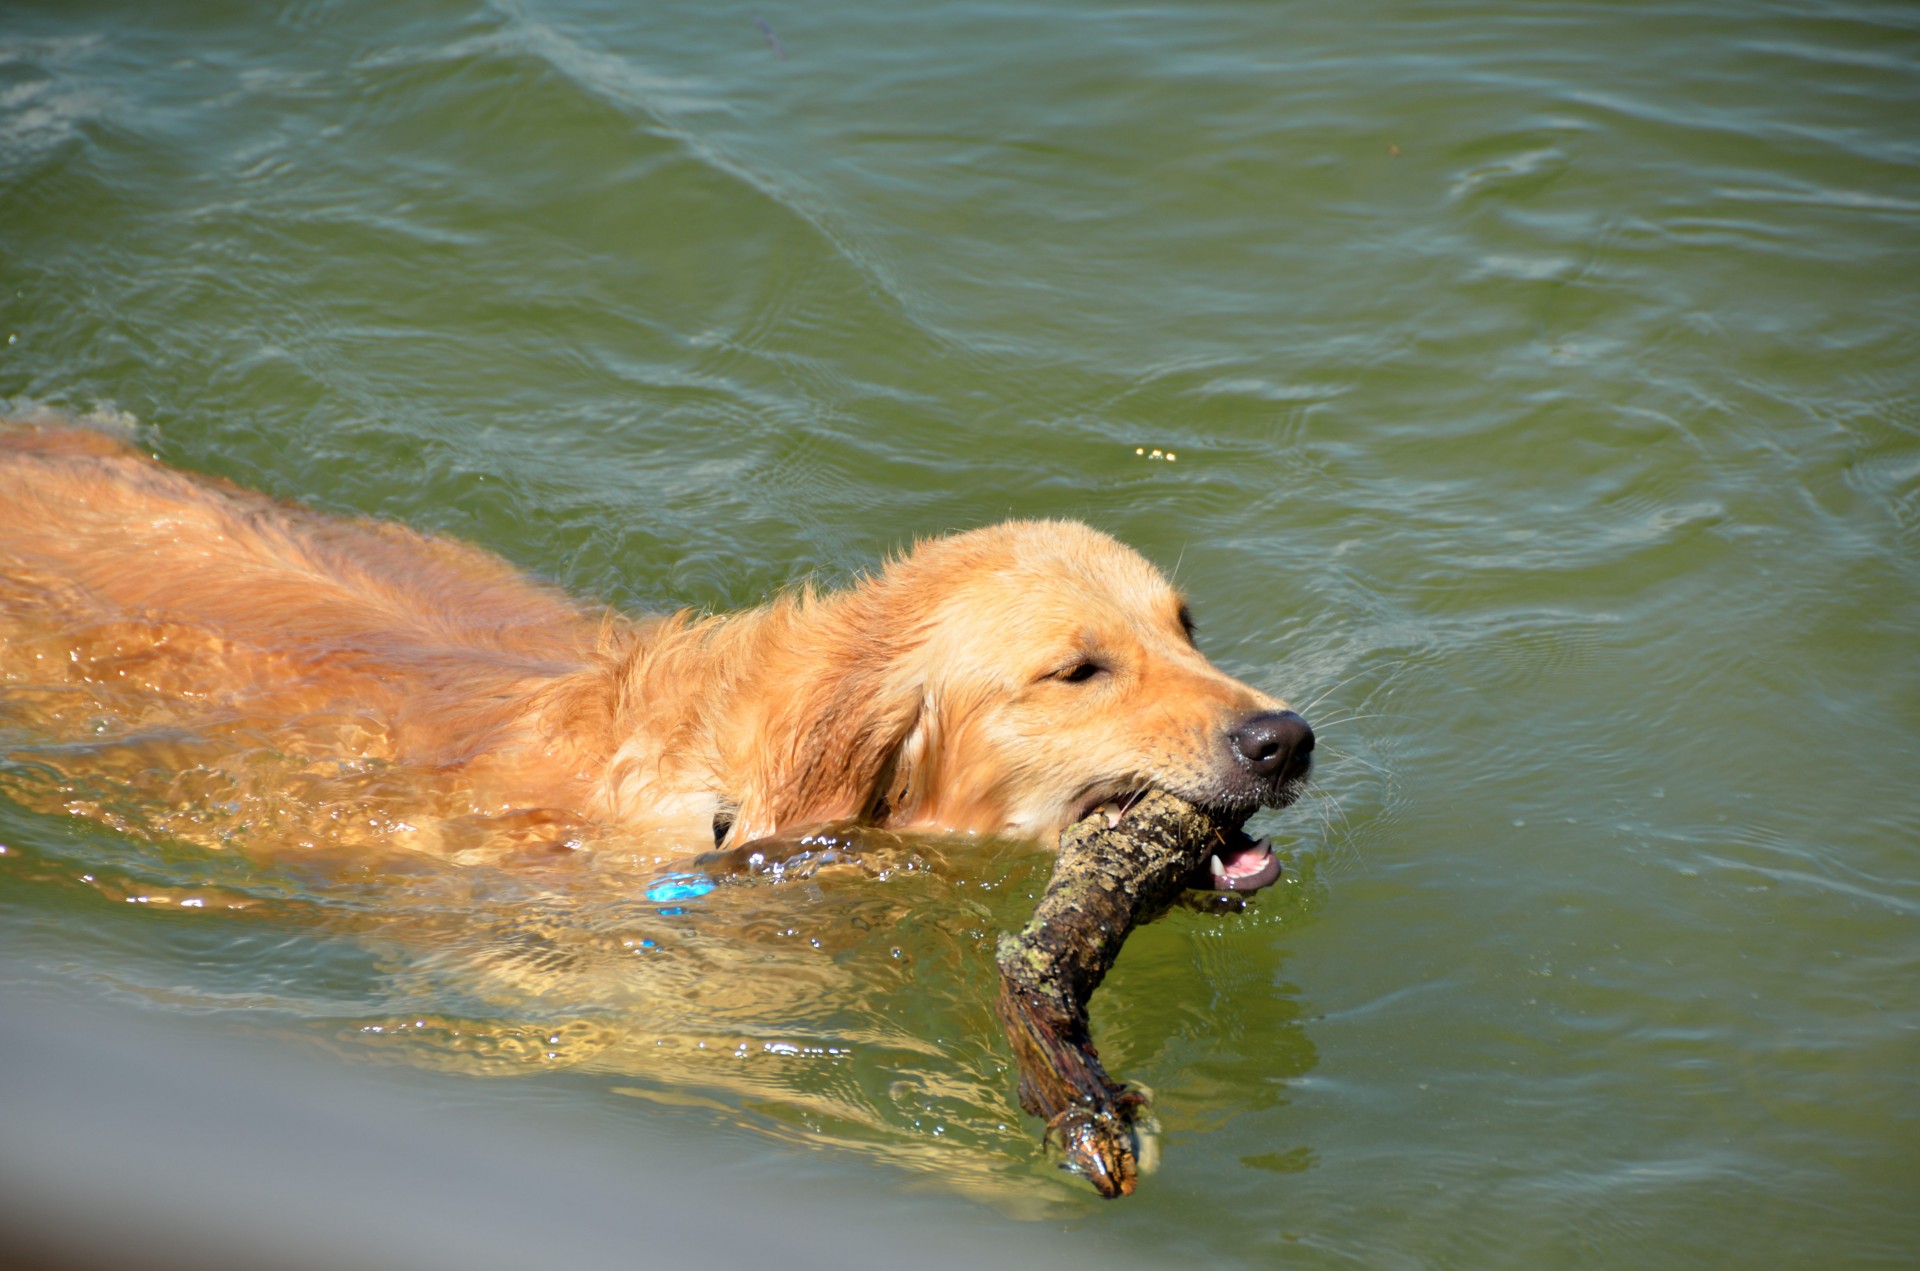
[728,520,1311,878]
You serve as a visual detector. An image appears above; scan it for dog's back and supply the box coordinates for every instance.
[0,424,594,676]
[0,424,607,811]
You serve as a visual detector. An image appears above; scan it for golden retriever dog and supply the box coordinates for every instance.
[0,422,1311,887]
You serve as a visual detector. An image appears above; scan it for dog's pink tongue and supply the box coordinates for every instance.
[1210,839,1281,891]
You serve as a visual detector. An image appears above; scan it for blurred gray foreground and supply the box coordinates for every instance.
[0,983,1130,1271]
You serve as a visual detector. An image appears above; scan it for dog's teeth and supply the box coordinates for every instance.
[1209,854,1226,877]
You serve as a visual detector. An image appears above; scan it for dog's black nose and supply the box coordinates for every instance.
[1230,710,1314,783]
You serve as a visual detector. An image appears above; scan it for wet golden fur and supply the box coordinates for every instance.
[0,423,1290,855]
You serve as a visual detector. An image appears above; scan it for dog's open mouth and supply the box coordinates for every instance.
[1079,791,1281,893]
[1195,826,1282,891]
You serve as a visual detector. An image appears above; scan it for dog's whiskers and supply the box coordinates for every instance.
[1292,655,1419,718]
[1321,747,1391,784]
[1304,710,1396,730]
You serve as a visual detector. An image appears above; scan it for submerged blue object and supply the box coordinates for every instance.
[645,873,714,904]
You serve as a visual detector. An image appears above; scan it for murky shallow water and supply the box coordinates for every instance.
[3,0,1917,1264]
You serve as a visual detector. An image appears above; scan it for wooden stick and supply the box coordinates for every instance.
[993,790,1226,1197]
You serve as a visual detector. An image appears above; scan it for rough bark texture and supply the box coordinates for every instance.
[993,790,1229,1197]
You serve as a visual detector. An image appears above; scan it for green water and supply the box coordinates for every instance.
[3,0,1917,1264]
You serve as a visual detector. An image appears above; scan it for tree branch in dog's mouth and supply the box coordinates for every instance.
[1079,788,1283,894]
[995,788,1278,1197]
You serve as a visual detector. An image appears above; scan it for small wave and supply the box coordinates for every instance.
[460,0,943,348]
[1715,182,1920,216]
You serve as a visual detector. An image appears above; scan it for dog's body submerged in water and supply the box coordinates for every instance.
[0,423,1310,885]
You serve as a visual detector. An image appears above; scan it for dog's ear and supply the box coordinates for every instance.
[723,676,926,848]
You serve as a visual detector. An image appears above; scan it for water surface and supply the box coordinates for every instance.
[2,0,1917,1264]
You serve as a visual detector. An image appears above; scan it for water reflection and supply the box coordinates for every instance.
[0,696,1318,1209]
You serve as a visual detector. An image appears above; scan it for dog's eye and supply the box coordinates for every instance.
[1055,660,1105,684]
[1178,603,1197,645]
